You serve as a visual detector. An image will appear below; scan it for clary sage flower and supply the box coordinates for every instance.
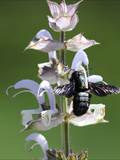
[26,133,49,160]
[9,79,63,131]
[47,0,83,32]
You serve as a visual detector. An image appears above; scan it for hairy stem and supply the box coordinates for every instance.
[59,31,70,157]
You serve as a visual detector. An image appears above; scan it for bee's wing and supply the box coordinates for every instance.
[54,83,75,98]
[89,82,120,96]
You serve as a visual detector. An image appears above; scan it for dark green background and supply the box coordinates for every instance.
[0,0,120,159]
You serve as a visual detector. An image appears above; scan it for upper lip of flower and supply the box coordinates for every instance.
[26,133,49,159]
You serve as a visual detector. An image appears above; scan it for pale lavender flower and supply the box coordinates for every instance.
[47,0,83,32]
[71,49,89,70]
[13,80,63,131]
[26,133,49,160]
[8,79,64,130]
[71,50,104,83]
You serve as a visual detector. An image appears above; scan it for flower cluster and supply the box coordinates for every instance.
[7,0,120,159]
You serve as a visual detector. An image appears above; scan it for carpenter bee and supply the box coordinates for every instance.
[55,68,120,116]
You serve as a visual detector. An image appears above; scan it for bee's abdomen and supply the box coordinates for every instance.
[73,92,90,116]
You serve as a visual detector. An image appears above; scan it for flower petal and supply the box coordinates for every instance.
[67,0,83,16]
[60,0,68,14]
[70,104,108,127]
[47,0,61,18]
[48,16,61,32]
[54,15,78,32]
[68,14,79,31]
[71,49,89,70]
[34,29,53,40]
[88,75,103,83]
[25,29,52,51]
[13,79,45,105]
[26,133,49,159]
[14,79,39,96]
[38,80,57,112]
[56,16,71,31]
[38,63,59,85]
[48,12,78,32]
[48,51,57,61]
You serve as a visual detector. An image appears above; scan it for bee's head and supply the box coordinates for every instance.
[70,70,85,82]
[69,71,79,81]
[69,69,88,89]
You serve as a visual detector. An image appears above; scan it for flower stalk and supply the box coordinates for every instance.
[63,97,70,157]
[59,30,70,157]
[8,0,120,159]
[59,31,65,64]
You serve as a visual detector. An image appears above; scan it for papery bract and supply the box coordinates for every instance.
[69,104,108,127]
[66,33,99,51]
[47,0,82,32]
[25,29,65,52]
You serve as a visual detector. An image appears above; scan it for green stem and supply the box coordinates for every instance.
[59,31,65,64]
[59,31,70,157]
[64,98,70,157]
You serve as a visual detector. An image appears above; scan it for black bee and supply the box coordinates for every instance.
[55,70,120,116]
